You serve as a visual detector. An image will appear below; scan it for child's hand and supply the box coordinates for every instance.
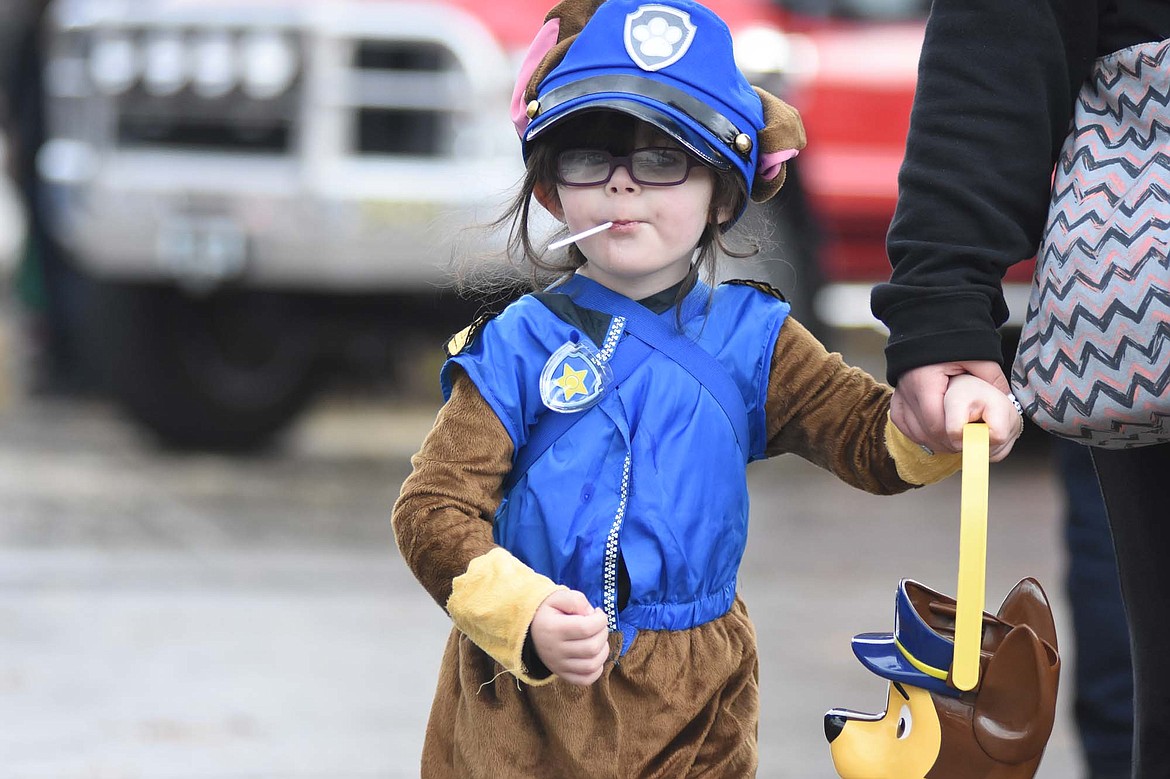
[943,374,1025,462]
[530,589,610,686]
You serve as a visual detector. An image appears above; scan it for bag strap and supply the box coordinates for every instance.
[504,278,750,492]
[571,279,751,451]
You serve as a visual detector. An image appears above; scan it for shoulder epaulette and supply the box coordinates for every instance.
[445,312,496,357]
[723,278,788,301]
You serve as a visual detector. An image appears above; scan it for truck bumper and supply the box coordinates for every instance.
[44,147,544,292]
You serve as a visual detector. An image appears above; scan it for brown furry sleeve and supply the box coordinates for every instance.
[392,368,564,684]
[764,317,960,493]
[392,368,510,607]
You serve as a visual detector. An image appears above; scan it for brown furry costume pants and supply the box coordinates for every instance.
[422,598,759,778]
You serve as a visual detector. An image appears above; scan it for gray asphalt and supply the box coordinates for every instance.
[0,316,1087,778]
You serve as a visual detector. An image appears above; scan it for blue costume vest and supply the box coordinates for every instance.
[442,275,789,652]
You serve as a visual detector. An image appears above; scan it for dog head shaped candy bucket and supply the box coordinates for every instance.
[825,578,1061,779]
[827,425,1061,779]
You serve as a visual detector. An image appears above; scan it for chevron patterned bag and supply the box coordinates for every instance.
[1011,39,1170,448]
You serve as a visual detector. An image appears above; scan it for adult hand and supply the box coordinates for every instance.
[891,360,1009,454]
[942,374,1024,461]
[530,589,610,686]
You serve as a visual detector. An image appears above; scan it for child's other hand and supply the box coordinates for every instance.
[530,589,610,686]
[943,374,1025,462]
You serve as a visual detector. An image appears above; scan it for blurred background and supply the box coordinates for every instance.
[0,0,1114,776]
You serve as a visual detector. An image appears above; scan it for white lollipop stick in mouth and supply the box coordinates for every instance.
[548,221,614,251]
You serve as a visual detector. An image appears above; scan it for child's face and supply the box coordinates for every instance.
[548,123,724,299]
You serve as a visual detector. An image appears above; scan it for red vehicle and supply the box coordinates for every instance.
[32,0,1027,447]
[767,3,1033,332]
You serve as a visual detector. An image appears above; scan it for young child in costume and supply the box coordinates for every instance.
[392,1,1024,776]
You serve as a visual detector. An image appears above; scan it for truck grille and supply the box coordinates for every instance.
[117,82,298,153]
[349,40,463,156]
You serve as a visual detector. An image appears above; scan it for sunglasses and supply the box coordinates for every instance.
[555,147,701,187]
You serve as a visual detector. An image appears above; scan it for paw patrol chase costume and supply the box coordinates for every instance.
[392,1,962,776]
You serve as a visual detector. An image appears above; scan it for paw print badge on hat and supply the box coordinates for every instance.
[624,5,696,71]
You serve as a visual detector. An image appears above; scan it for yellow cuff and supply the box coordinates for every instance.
[885,414,962,486]
[446,547,566,686]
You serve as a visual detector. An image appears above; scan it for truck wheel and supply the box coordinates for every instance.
[86,282,323,451]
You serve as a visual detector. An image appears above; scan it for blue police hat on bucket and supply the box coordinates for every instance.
[518,0,771,215]
[850,579,1004,698]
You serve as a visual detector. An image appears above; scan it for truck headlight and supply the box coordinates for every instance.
[143,31,189,96]
[89,32,138,95]
[192,32,237,99]
[241,31,298,100]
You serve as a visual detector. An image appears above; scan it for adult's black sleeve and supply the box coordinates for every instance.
[871,0,1100,385]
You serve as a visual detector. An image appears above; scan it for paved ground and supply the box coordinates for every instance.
[0,307,1090,778]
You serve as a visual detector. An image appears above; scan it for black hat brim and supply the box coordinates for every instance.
[526,96,732,171]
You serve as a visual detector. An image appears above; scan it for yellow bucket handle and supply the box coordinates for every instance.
[953,422,989,691]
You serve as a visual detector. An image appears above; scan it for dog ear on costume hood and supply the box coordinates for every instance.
[751,86,806,203]
[527,0,606,104]
[510,0,606,136]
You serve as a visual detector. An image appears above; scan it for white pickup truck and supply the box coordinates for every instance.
[31,0,829,448]
[34,0,537,447]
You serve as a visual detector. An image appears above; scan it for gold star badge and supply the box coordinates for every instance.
[553,364,589,400]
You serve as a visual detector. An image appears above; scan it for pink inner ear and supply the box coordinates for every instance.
[510,19,562,137]
[758,148,800,181]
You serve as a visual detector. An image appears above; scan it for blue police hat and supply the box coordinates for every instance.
[850,580,987,698]
[523,0,764,200]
